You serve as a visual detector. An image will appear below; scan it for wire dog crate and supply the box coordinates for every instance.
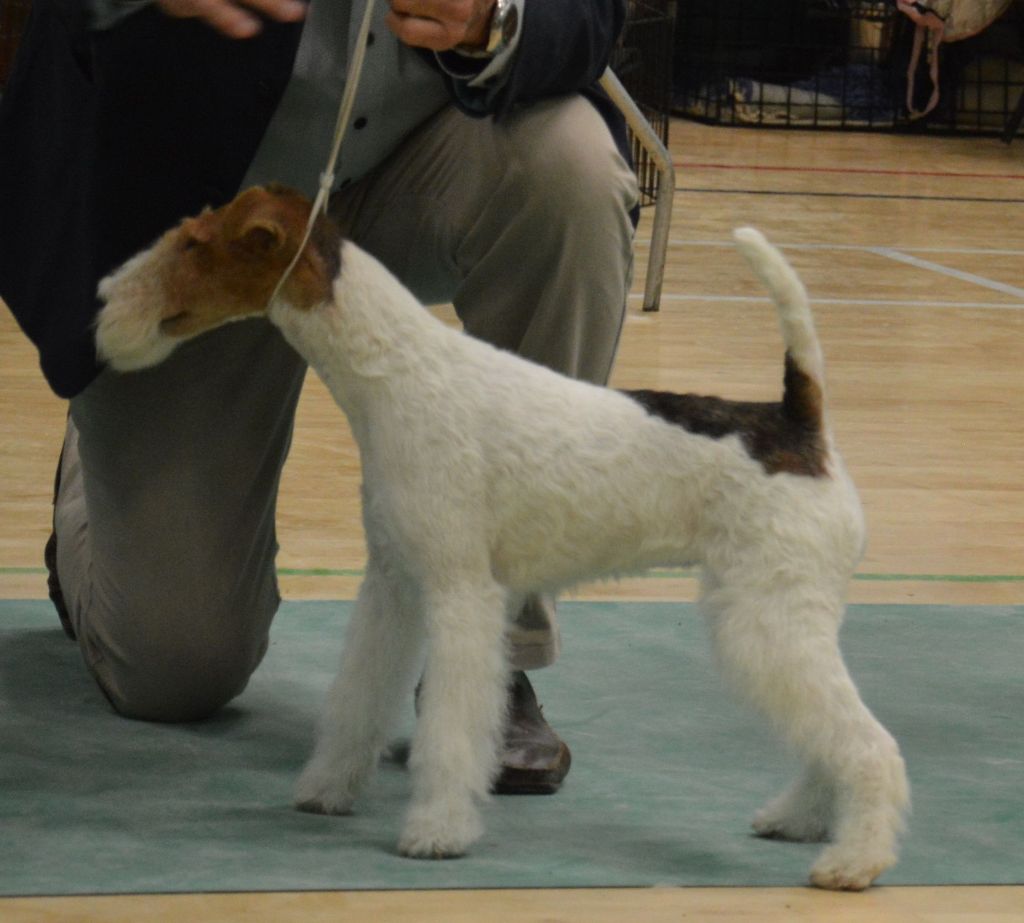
[613,0,676,205]
[673,0,1024,135]
[0,0,31,90]
[675,0,900,129]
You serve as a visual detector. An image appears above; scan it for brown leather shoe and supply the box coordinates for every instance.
[493,671,571,795]
[401,671,572,794]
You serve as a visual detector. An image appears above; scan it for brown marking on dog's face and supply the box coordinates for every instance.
[624,354,827,478]
[156,185,341,338]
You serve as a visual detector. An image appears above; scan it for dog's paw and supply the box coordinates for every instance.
[293,760,357,816]
[809,844,895,892]
[397,801,483,860]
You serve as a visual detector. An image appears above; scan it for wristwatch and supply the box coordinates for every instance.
[457,0,520,59]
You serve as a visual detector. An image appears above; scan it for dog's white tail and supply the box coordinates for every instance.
[733,227,828,434]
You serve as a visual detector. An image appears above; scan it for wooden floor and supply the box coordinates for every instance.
[2,119,1022,921]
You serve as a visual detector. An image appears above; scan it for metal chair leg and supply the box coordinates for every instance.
[599,67,676,312]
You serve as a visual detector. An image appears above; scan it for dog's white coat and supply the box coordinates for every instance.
[96,218,909,890]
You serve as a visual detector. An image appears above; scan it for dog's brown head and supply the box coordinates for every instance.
[96,185,341,371]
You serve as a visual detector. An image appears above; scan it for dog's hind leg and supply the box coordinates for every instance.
[398,576,510,859]
[703,579,909,891]
[294,554,426,816]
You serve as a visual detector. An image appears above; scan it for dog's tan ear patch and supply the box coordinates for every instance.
[235,217,287,258]
[287,209,342,310]
[181,214,214,248]
[206,185,341,310]
[257,186,342,311]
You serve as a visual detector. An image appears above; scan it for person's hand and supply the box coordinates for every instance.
[156,0,307,39]
[387,0,497,52]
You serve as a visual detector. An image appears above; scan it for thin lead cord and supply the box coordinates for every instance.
[268,0,377,309]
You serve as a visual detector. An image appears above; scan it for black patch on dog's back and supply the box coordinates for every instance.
[623,356,827,477]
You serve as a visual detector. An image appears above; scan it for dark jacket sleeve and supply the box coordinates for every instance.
[439,0,630,163]
[436,0,625,114]
[498,0,626,111]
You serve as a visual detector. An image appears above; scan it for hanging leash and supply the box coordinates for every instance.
[268,0,377,308]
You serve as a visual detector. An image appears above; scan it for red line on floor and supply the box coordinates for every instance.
[678,162,1024,182]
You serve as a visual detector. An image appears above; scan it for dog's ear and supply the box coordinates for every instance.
[235,217,287,257]
[181,211,215,249]
[224,187,301,259]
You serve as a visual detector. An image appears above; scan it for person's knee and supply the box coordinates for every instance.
[505,98,639,230]
[98,636,265,723]
[82,603,272,723]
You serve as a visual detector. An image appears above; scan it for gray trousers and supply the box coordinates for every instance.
[55,96,638,721]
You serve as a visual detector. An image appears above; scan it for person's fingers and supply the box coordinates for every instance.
[386,0,492,51]
[157,0,306,38]
[386,10,455,51]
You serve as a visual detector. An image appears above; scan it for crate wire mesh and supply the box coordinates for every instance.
[0,0,32,90]
[675,0,900,129]
[673,0,1024,135]
[613,0,676,206]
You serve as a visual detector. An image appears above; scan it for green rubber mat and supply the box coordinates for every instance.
[0,600,1020,895]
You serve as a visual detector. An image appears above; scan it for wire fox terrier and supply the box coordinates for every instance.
[95,185,909,890]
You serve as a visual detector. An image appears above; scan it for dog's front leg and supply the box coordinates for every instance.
[295,556,425,816]
[398,578,510,859]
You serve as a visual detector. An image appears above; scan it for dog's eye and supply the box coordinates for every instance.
[182,237,200,252]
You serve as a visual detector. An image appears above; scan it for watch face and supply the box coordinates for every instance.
[486,0,518,54]
[500,5,519,45]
